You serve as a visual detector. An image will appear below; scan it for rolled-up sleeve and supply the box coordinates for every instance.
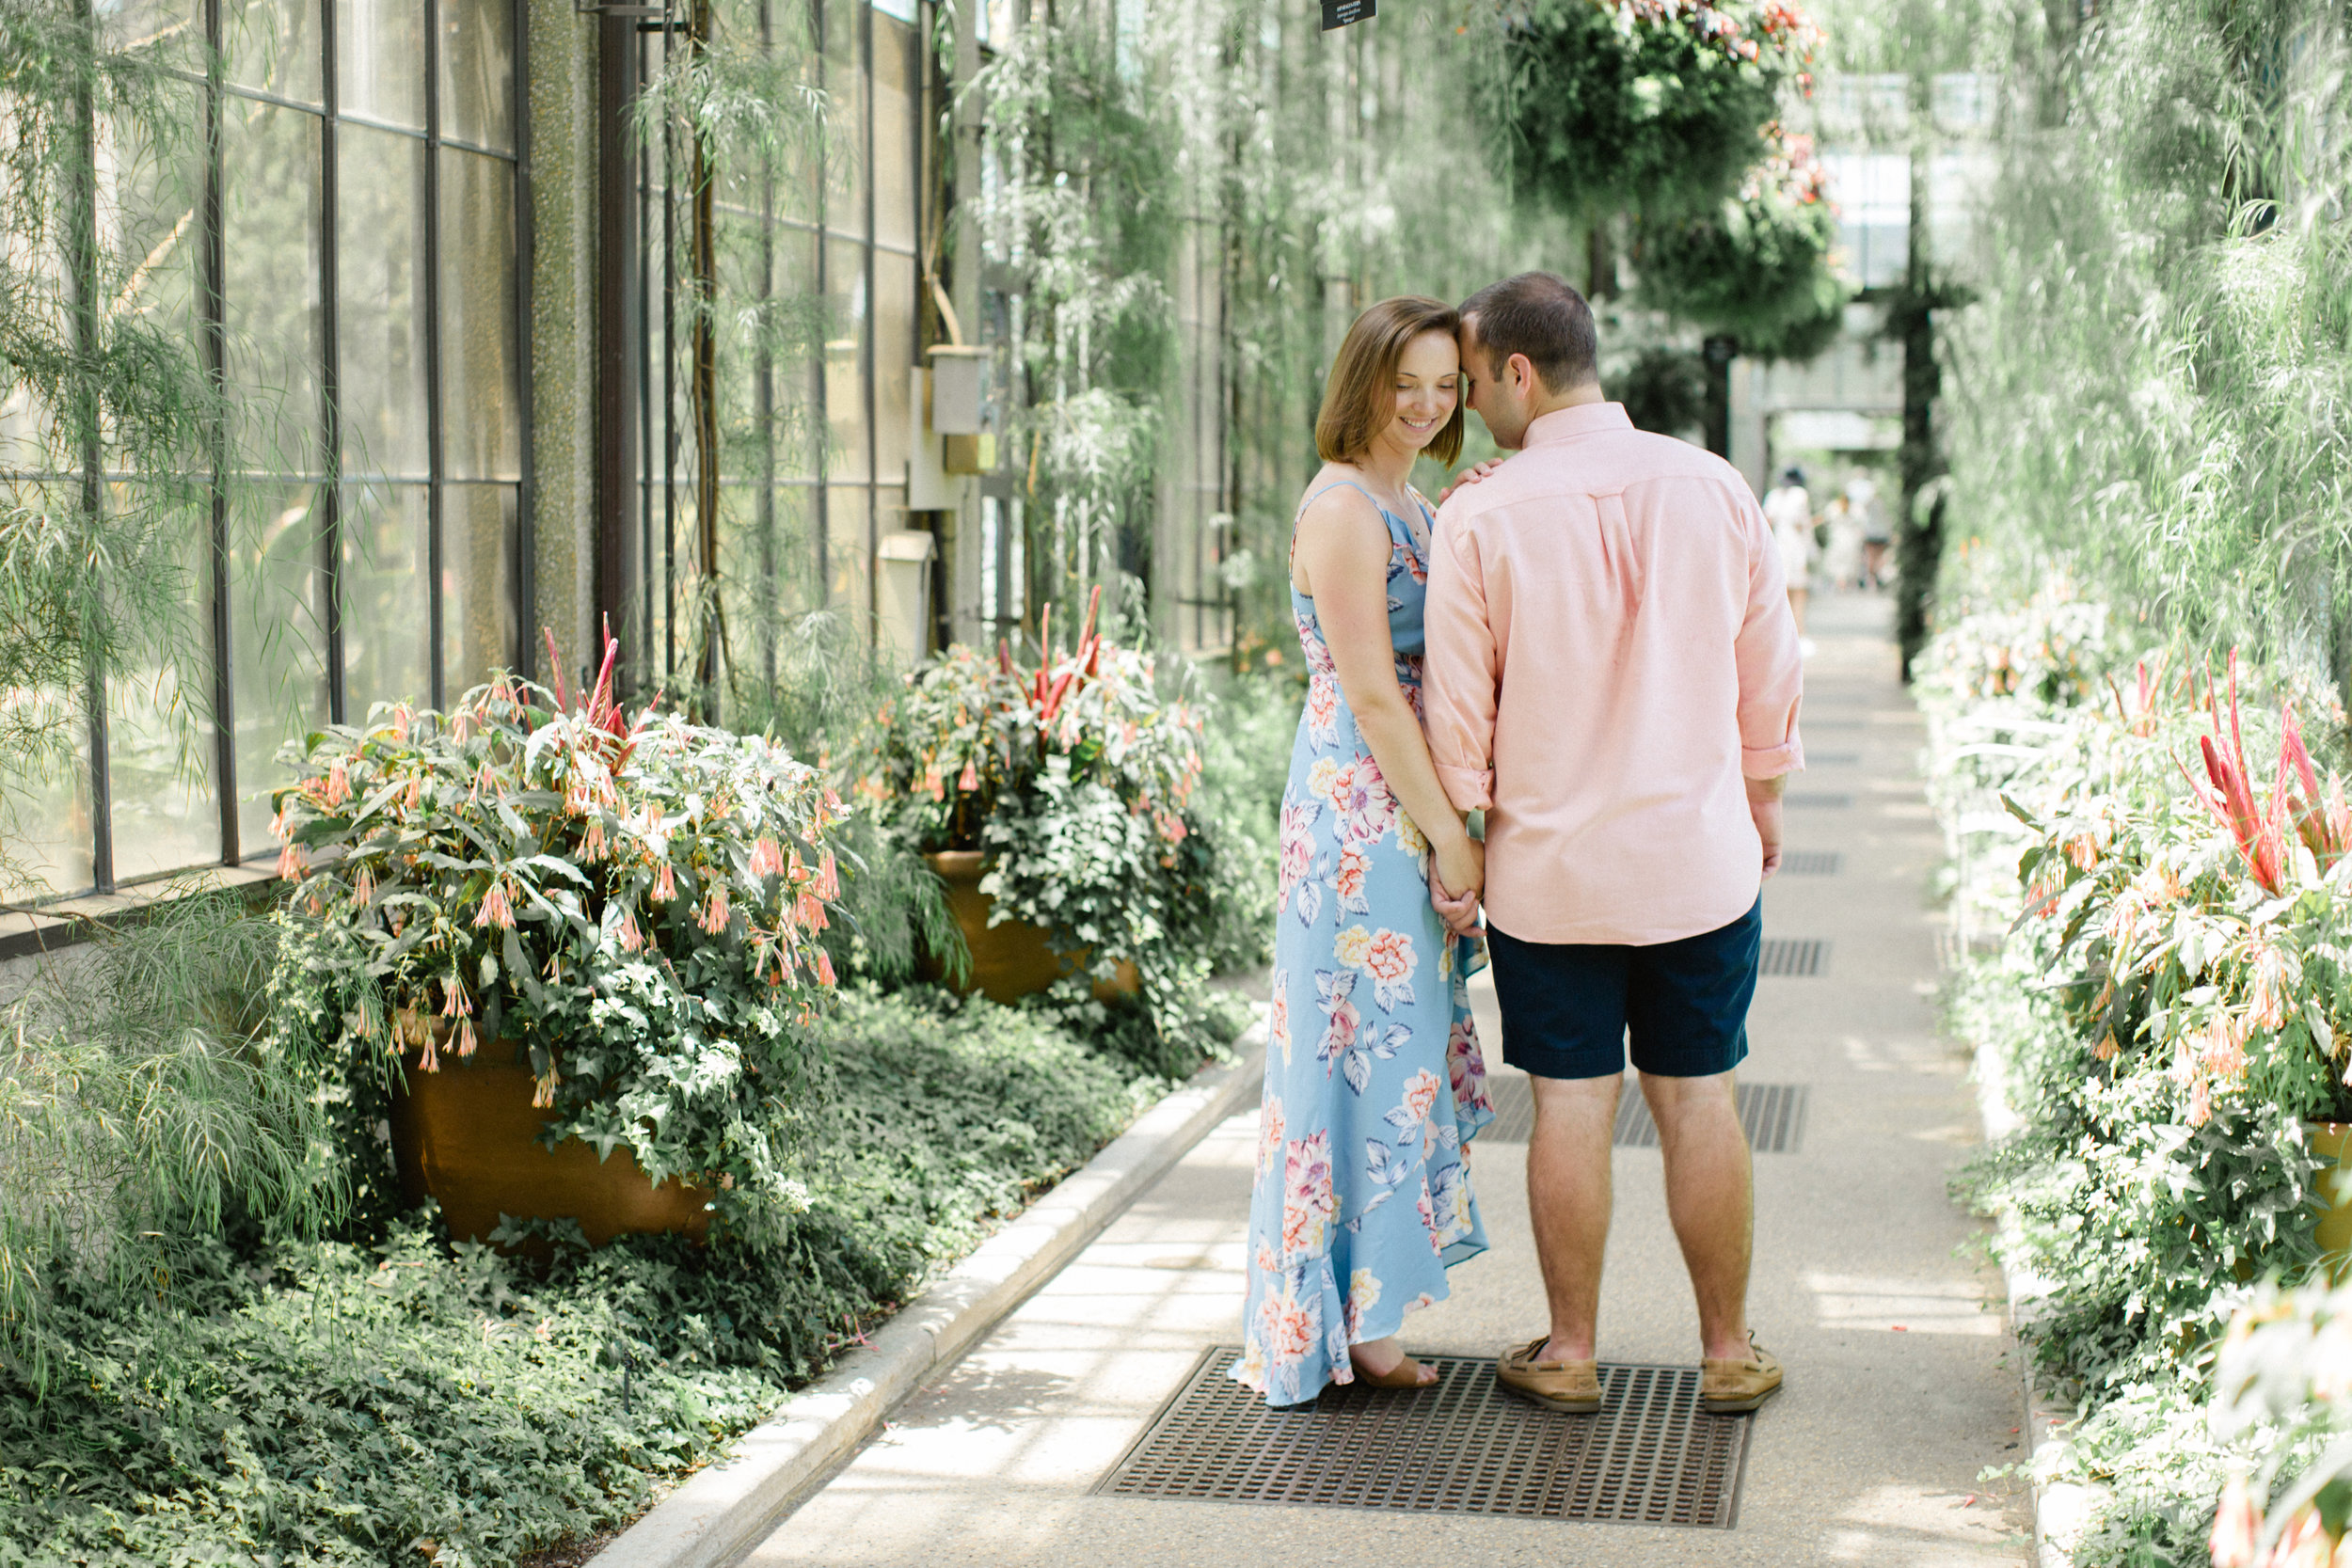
[1422,506,1499,811]
[1733,488,1804,778]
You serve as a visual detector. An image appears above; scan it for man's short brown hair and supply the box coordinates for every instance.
[1314,295,1467,467]
[1459,272,1599,395]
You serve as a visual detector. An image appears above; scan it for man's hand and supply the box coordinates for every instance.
[1438,458,1506,504]
[1746,774,1786,879]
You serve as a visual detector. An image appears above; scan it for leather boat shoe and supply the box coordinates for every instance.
[1700,1335,1784,1413]
[1495,1337,1601,1413]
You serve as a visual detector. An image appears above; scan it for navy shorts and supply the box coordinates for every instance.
[1487,898,1761,1081]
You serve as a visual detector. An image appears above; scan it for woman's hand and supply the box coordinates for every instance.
[1431,833,1485,936]
[1438,459,1506,504]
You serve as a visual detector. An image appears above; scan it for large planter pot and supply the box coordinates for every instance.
[391,1048,712,1248]
[2306,1121,2352,1282]
[923,849,1141,1006]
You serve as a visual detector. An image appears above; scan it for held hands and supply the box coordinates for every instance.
[1437,459,1506,505]
[1430,833,1485,937]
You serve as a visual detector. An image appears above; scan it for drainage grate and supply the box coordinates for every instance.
[1479,1078,1808,1154]
[1758,937,1827,976]
[1804,717,1867,729]
[1099,1347,1750,1528]
[1781,849,1842,876]
[1783,792,1851,809]
[1804,752,1862,766]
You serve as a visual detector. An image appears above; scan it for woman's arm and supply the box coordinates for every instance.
[1293,484,1484,904]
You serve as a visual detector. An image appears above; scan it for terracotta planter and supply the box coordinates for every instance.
[2308,1121,2352,1282]
[390,1047,712,1248]
[922,849,1141,1006]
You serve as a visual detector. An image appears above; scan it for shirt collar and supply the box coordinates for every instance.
[1524,401,1633,447]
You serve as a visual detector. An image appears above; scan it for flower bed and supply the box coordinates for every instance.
[1924,591,2352,1564]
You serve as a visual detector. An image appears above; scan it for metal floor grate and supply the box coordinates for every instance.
[1099,1348,1750,1528]
[1758,937,1827,976]
[1478,1079,1808,1154]
[1804,752,1862,766]
[1781,849,1842,876]
[1783,792,1852,809]
[1804,717,1867,729]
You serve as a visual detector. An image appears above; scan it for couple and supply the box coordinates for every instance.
[1232,272,1804,1416]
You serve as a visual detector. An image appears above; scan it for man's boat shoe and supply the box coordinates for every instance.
[1495,1337,1601,1413]
[1700,1336,1784,1413]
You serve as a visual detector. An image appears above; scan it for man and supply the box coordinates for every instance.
[1422,272,1804,1416]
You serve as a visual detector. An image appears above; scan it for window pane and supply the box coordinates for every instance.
[772,225,822,480]
[823,237,867,482]
[0,487,95,895]
[439,0,514,152]
[438,147,519,479]
[222,99,324,474]
[873,249,913,485]
[229,482,328,857]
[821,7,865,237]
[441,482,516,691]
[337,0,426,131]
[871,12,915,253]
[225,0,323,105]
[826,483,870,623]
[336,123,428,479]
[340,482,431,712]
[108,528,220,882]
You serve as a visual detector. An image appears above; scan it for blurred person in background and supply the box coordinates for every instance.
[1761,467,1816,642]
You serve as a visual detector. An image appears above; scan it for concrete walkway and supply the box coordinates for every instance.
[745,591,2027,1566]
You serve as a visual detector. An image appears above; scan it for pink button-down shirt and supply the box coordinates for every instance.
[1423,402,1804,946]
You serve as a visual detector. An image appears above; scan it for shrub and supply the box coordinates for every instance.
[267,634,849,1244]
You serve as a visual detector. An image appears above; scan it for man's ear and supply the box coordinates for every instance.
[1509,352,1538,393]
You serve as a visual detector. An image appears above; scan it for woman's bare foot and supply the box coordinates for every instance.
[1351,1335,1438,1386]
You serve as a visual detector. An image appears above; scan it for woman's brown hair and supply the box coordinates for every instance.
[1313,295,1466,468]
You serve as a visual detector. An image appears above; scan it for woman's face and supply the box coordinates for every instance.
[1380,329,1460,456]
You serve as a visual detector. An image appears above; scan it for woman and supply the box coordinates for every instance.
[1763,467,1816,636]
[1232,296,1496,1407]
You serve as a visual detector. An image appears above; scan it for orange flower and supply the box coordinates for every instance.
[2210,1472,2259,1568]
[699,883,731,936]
[652,860,676,902]
[815,948,837,987]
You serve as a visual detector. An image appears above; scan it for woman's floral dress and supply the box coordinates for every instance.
[1232,479,1495,1407]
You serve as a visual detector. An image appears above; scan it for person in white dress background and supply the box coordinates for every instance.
[1761,467,1816,647]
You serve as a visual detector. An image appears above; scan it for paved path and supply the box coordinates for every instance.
[746,592,2027,1566]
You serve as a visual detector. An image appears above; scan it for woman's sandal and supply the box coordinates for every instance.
[1352,1354,1435,1389]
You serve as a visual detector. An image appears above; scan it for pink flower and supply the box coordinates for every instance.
[815,850,839,900]
[1448,1019,1492,1115]
[815,948,837,987]
[1257,1277,1318,1370]
[1281,1132,1335,1260]
[1269,989,1291,1066]
[1278,801,1318,908]
[1257,1096,1285,1180]
[323,756,351,807]
[2188,1075,2213,1128]
[1363,929,1416,986]
[276,841,309,880]
[750,836,785,879]
[958,761,979,792]
[1335,844,1371,913]
[617,906,644,952]
[473,879,516,929]
[699,883,731,935]
[2210,1473,2259,1568]
[653,860,676,902]
[1306,678,1340,746]
[1401,1068,1441,1125]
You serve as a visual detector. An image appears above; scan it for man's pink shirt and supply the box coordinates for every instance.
[1423,402,1804,946]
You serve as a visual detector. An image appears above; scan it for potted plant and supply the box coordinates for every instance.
[1635,126,1851,362]
[268,632,847,1247]
[853,589,1223,1017]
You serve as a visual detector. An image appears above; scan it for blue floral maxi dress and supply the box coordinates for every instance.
[1232,481,1495,1406]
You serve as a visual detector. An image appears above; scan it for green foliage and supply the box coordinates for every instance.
[267,649,850,1243]
[0,893,342,1388]
[1941,0,2352,691]
[1634,133,1849,359]
[1607,346,1709,437]
[0,985,1154,1567]
[1476,0,1820,224]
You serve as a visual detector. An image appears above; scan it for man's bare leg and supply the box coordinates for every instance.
[1526,1072,1622,1361]
[1640,1069,1754,1361]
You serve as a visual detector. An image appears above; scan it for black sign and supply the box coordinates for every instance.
[1321,0,1374,29]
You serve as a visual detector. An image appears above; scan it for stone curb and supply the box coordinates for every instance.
[1973,1035,2092,1568]
[585,1026,1267,1568]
